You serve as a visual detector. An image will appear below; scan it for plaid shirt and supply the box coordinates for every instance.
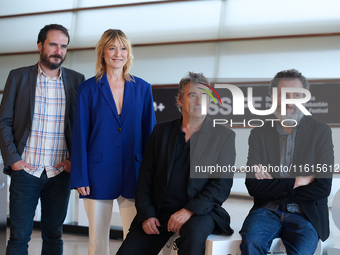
[21,65,68,178]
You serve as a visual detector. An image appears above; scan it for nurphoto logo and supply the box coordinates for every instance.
[199,84,312,128]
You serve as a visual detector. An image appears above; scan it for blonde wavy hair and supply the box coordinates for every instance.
[95,29,134,81]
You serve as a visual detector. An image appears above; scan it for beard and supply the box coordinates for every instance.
[39,49,65,70]
[275,105,304,126]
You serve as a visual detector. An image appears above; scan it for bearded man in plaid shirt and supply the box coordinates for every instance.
[0,24,85,255]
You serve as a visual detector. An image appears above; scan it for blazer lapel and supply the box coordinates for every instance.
[265,125,280,176]
[29,64,39,123]
[119,79,135,123]
[190,117,210,167]
[166,119,181,182]
[61,67,71,130]
[99,73,120,122]
[293,117,311,165]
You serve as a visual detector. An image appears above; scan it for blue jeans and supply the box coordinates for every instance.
[240,207,319,255]
[6,170,70,255]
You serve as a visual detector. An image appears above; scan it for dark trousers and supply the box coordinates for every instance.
[6,170,70,255]
[117,213,216,255]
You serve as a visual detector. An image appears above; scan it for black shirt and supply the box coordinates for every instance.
[161,128,190,213]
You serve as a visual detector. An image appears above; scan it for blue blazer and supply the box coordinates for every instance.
[70,73,156,199]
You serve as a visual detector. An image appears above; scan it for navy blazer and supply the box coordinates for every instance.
[245,116,334,241]
[133,117,235,235]
[0,63,85,174]
[70,73,156,199]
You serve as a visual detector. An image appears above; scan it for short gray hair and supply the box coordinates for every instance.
[269,69,309,95]
[176,72,210,112]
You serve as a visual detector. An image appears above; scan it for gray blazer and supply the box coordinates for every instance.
[0,63,85,174]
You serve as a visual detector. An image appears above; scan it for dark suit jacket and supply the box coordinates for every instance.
[245,116,334,241]
[133,117,235,235]
[0,63,85,174]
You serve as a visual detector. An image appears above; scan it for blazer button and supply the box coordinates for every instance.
[118,127,122,132]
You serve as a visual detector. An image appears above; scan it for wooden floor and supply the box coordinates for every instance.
[6,197,340,254]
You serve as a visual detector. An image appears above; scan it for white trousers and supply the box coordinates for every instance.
[84,196,136,255]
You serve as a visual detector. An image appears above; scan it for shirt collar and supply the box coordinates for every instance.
[275,120,299,135]
[38,64,62,80]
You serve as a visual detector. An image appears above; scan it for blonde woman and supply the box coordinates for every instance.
[70,29,156,255]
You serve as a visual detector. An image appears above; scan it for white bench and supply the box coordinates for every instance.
[161,222,332,255]
[327,189,340,255]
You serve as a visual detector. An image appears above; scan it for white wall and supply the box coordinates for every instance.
[1,0,340,226]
